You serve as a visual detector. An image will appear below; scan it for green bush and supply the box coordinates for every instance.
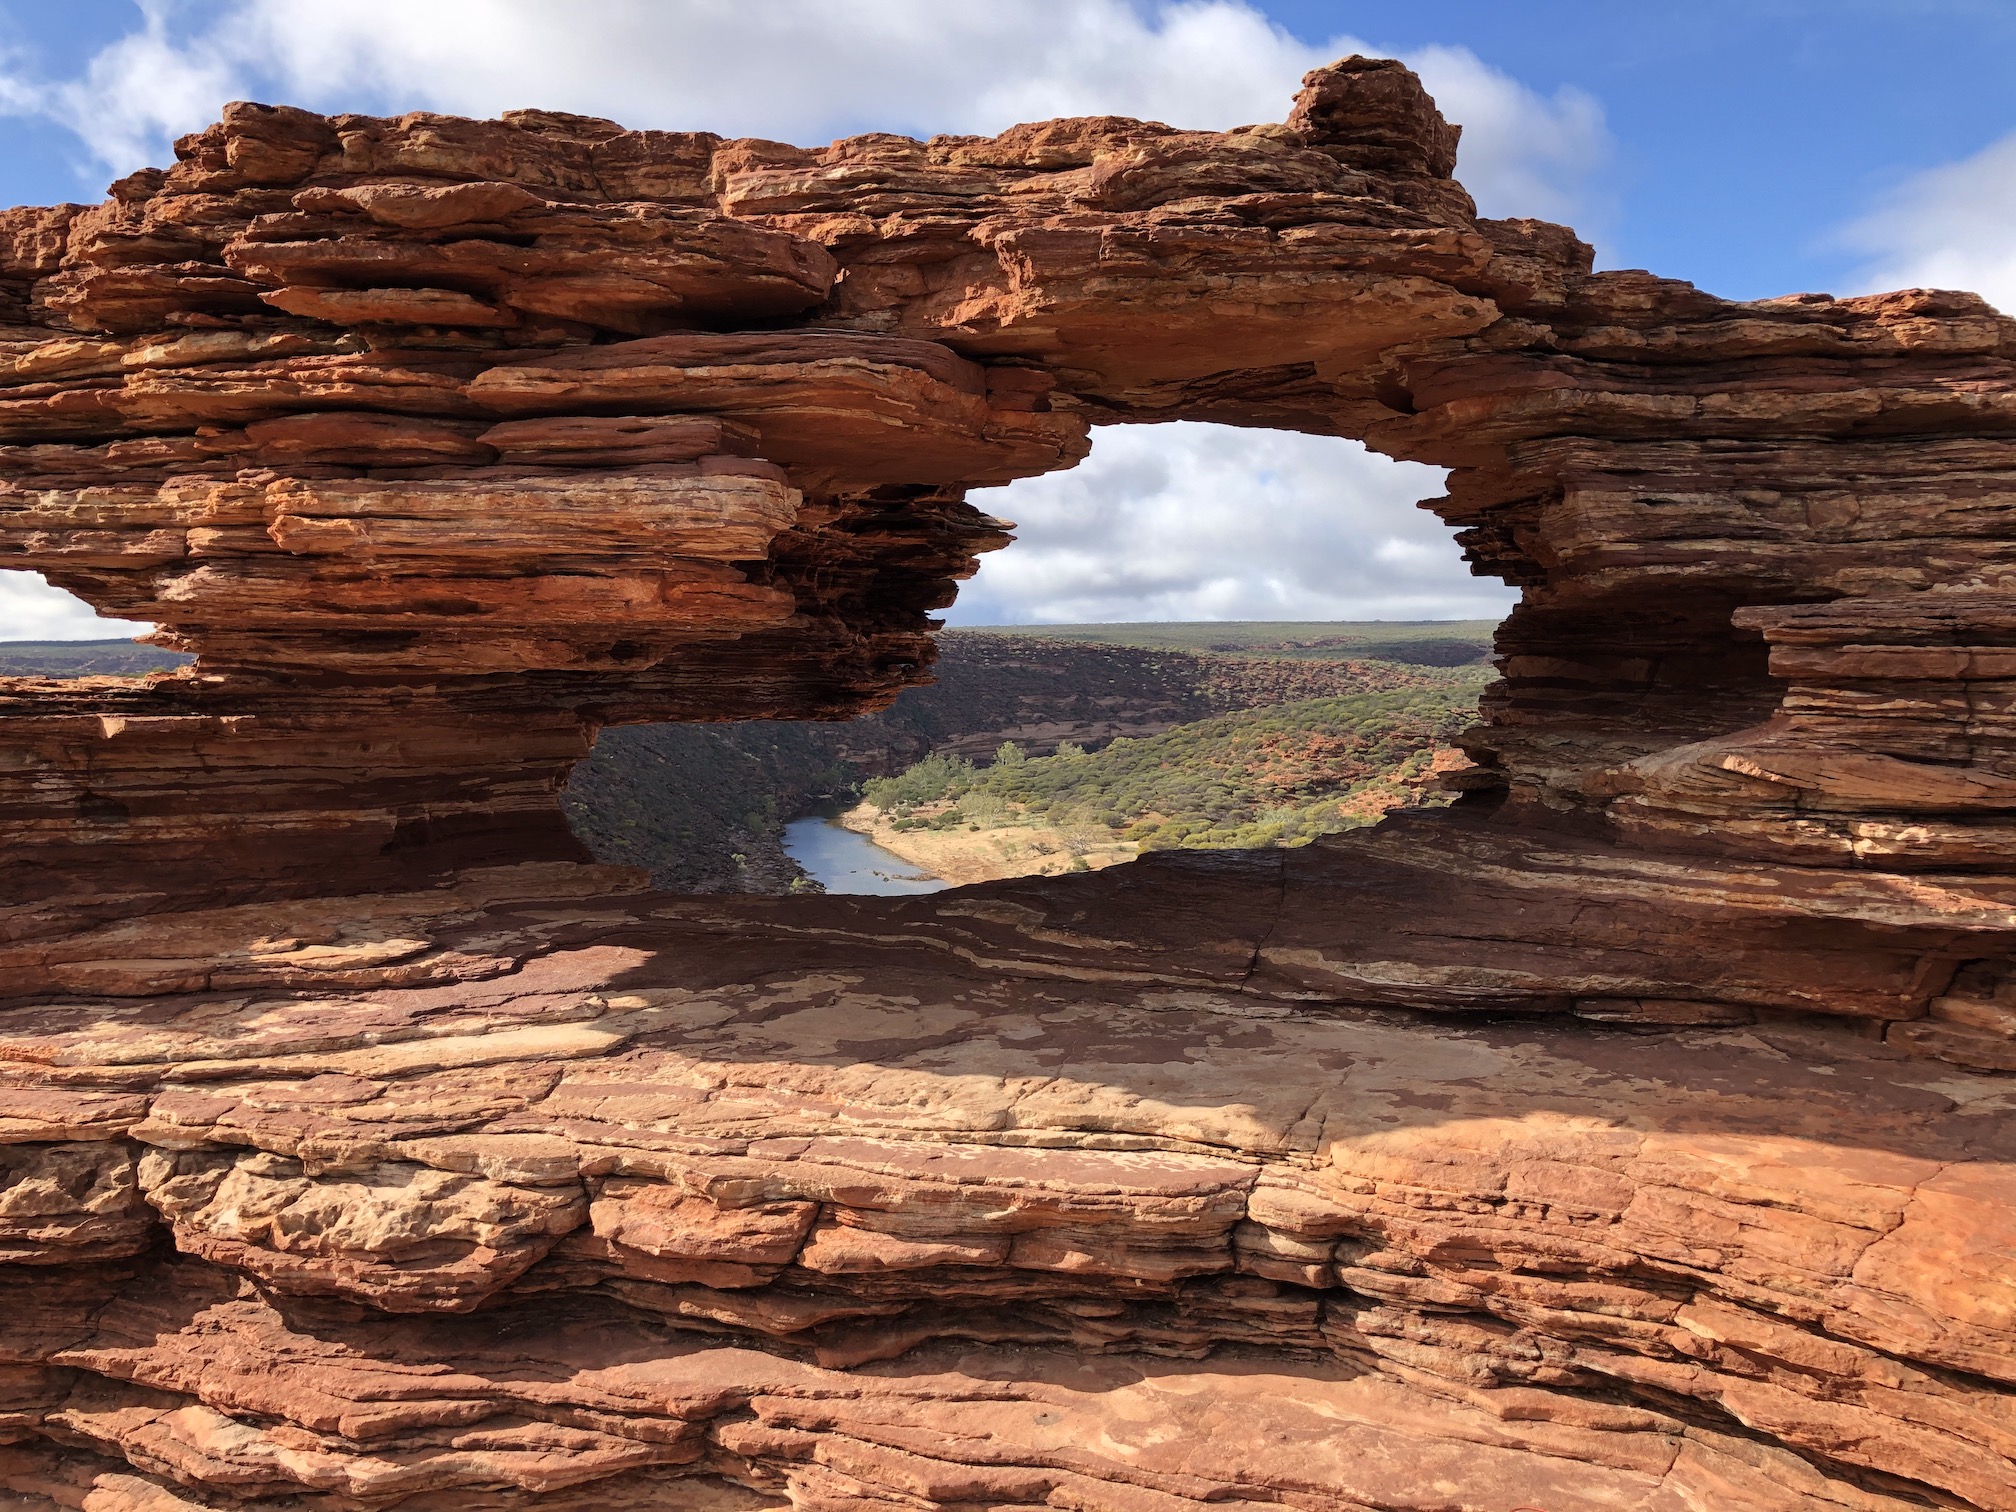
[861,751,976,811]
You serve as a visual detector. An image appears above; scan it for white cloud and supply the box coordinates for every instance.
[1406,44,1608,228]
[0,571,155,641]
[1843,130,2016,314]
[43,3,244,178]
[1,1,1612,233]
[953,423,1515,625]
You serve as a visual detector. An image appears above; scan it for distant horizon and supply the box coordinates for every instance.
[953,616,1501,629]
[2,615,1507,649]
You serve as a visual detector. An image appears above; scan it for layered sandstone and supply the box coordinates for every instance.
[3,881,2014,1509]
[2,56,2014,1510]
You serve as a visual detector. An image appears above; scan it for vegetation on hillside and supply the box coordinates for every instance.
[953,619,1499,665]
[562,720,859,894]
[861,682,1483,855]
[559,631,1488,891]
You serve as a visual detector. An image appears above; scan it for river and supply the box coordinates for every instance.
[781,811,949,895]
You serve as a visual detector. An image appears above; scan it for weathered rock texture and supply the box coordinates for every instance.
[2,57,2014,1510]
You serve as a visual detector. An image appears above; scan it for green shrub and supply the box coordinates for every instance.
[862,751,976,810]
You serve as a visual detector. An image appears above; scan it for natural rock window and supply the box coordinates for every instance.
[3,59,2015,1512]
[562,422,1503,894]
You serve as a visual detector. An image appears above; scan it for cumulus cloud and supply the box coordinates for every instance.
[0,571,154,641]
[953,423,1515,625]
[2,1,1612,230]
[1405,44,1607,228]
[1843,130,2016,314]
[32,5,244,179]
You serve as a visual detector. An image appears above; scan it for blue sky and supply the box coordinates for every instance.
[2,0,2011,301]
[1266,0,2016,303]
[0,2,2010,635]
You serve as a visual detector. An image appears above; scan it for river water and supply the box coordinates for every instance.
[781,812,948,895]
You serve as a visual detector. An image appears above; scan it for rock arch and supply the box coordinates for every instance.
[2,59,2014,1511]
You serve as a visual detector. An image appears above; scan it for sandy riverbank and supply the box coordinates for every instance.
[837,802,1138,885]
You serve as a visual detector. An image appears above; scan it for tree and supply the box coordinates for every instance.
[1052,804,1106,859]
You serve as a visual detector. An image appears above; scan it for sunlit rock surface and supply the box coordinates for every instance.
[2,57,2014,1510]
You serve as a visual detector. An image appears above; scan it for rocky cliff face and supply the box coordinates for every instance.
[2,57,2014,1510]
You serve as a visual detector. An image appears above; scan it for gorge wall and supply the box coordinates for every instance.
[564,633,1473,893]
[2,58,2014,1511]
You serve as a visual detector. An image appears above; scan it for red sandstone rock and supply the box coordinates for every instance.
[2,915,2013,1506]
[2,54,2015,1510]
